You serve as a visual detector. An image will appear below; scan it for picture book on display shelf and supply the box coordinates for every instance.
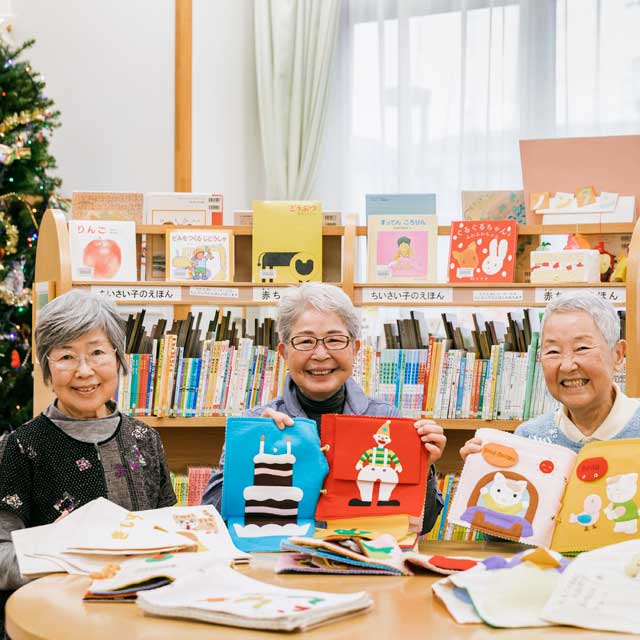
[71,191,143,223]
[448,428,640,553]
[461,190,535,282]
[143,192,223,225]
[251,200,322,284]
[366,193,438,283]
[68,219,137,281]
[448,220,517,283]
[166,228,233,282]
[221,417,329,552]
[316,415,429,521]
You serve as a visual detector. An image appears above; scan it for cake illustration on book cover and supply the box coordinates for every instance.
[222,417,328,552]
[243,435,303,526]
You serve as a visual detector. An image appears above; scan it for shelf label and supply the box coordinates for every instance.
[473,289,524,303]
[190,286,240,299]
[362,287,453,303]
[252,287,290,302]
[534,287,626,304]
[91,285,182,301]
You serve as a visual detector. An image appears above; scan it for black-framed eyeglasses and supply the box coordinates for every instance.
[289,335,351,351]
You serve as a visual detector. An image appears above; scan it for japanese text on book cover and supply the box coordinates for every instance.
[251,201,322,284]
[167,228,232,282]
[448,220,517,284]
[366,194,437,283]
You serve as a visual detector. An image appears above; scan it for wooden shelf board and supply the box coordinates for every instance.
[354,281,624,289]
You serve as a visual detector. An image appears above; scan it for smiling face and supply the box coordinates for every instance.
[278,308,360,401]
[374,433,391,446]
[49,329,119,419]
[540,311,625,428]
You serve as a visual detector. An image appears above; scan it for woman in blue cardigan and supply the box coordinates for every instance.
[202,282,447,535]
[461,290,640,460]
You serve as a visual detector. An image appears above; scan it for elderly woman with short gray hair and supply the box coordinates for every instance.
[202,282,446,535]
[461,290,640,460]
[0,290,175,617]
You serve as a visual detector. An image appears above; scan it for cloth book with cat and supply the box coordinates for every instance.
[448,428,640,553]
[136,563,372,631]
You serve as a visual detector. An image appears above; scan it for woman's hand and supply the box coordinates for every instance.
[414,419,446,466]
[262,408,294,430]
[460,437,482,461]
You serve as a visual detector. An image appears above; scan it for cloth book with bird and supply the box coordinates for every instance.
[448,220,517,284]
[315,415,429,520]
[448,428,640,553]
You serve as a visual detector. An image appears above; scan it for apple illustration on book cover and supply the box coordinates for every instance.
[69,220,137,281]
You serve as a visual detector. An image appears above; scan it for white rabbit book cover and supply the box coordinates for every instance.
[448,220,517,283]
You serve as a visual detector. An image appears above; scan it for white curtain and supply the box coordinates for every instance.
[254,0,341,199]
[312,0,640,221]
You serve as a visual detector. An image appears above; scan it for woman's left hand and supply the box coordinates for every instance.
[414,419,446,465]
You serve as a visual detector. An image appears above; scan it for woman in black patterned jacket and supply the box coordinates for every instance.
[0,290,175,629]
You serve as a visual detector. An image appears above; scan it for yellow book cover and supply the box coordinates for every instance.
[426,341,442,415]
[252,200,322,283]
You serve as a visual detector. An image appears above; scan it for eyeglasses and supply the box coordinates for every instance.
[47,347,117,372]
[289,335,351,351]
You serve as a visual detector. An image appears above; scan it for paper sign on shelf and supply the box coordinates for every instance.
[361,287,454,303]
[473,290,524,303]
[90,285,182,302]
[534,287,626,304]
[190,286,240,299]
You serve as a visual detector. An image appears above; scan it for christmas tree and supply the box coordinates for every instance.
[0,36,62,432]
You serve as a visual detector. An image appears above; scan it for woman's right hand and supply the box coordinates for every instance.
[459,437,482,461]
[262,408,294,430]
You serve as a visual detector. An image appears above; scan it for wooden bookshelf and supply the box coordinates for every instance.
[33,209,640,474]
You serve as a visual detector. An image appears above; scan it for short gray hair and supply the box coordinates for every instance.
[276,283,360,344]
[541,290,621,349]
[36,289,128,384]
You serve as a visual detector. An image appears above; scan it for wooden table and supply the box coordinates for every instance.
[6,541,632,639]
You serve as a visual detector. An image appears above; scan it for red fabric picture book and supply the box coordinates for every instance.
[315,415,429,520]
[448,220,517,283]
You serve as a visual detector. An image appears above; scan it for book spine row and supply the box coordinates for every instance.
[170,466,214,507]
[117,338,287,417]
[421,473,485,542]
[352,338,598,421]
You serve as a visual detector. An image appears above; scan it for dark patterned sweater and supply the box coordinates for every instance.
[0,413,176,528]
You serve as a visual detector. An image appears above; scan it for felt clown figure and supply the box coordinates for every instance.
[350,420,403,507]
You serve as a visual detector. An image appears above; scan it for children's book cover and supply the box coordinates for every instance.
[221,417,329,552]
[315,415,429,520]
[366,194,437,283]
[448,220,517,283]
[462,190,533,282]
[448,428,640,553]
[251,201,322,283]
[166,228,233,282]
[71,191,144,223]
[462,190,526,224]
[143,192,223,225]
[68,220,137,281]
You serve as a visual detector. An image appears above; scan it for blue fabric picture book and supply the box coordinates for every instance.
[221,417,329,552]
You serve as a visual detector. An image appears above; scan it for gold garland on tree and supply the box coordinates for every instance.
[0,209,19,256]
[0,108,49,137]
